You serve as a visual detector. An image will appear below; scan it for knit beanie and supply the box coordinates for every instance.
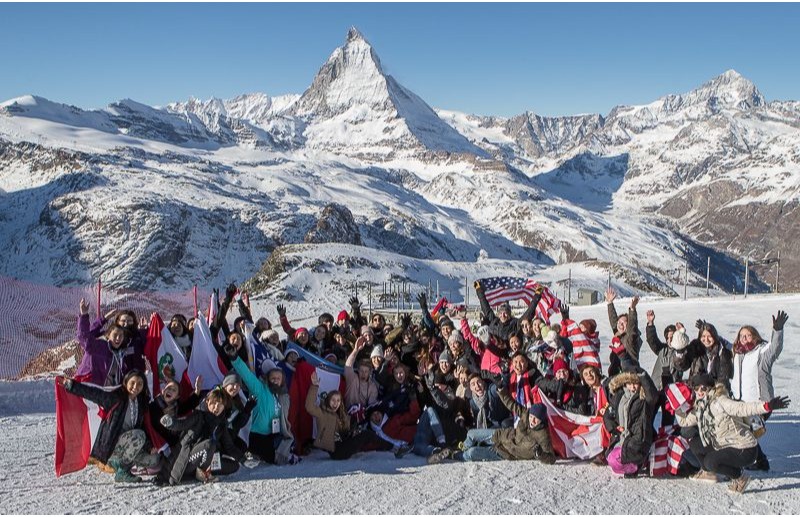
[294,327,308,340]
[370,345,384,359]
[670,328,690,351]
[690,373,715,389]
[361,325,374,337]
[552,358,569,375]
[439,350,453,365]
[579,319,597,335]
[222,373,241,388]
[337,310,349,322]
[447,330,464,346]
[530,403,547,423]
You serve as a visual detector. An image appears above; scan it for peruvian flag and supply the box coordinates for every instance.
[287,343,345,455]
[144,313,189,397]
[54,379,106,477]
[561,319,601,370]
[188,311,227,391]
[649,425,689,477]
[532,386,605,460]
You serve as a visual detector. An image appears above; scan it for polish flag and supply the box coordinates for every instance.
[54,380,106,477]
[188,312,227,391]
[144,313,189,397]
[532,386,605,460]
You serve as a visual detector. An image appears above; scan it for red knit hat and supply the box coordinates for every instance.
[337,310,349,322]
[294,327,308,340]
[579,319,597,335]
[552,358,569,375]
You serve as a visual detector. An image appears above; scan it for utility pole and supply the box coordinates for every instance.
[744,256,750,298]
[465,277,469,310]
[368,284,372,315]
[706,256,710,297]
[436,279,440,300]
[683,256,688,301]
[568,269,572,304]
[776,250,781,294]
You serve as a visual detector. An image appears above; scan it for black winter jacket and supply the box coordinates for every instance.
[603,371,658,466]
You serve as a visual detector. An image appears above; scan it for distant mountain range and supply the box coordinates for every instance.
[1,27,795,301]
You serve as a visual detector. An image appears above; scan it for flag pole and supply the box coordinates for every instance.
[193,285,198,319]
[96,276,102,319]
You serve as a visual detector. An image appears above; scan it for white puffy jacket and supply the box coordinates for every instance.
[732,329,783,403]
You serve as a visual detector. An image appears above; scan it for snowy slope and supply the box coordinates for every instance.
[2,294,798,514]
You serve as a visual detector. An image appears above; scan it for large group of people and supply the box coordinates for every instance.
[59,282,791,494]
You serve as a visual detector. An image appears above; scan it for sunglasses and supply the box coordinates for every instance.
[694,386,709,393]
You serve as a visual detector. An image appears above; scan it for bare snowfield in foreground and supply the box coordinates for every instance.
[1,294,799,514]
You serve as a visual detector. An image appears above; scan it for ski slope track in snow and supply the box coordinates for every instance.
[1,295,799,514]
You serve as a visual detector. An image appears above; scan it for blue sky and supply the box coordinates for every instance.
[1,3,798,117]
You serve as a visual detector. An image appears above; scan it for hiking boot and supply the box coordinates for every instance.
[114,469,143,483]
[728,475,751,493]
[394,444,413,459]
[427,448,454,465]
[195,467,217,484]
[745,457,770,472]
[691,470,718,483]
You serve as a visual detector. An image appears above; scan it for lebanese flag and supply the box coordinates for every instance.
[287,343,345,455]
[144,313,189,397]
[188,311,227,391]
[54,379,105,477]
[532,386,604,460]
[561,319,601,370]
[649,425,689,477]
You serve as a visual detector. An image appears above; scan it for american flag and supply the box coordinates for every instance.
[477,276,561,323]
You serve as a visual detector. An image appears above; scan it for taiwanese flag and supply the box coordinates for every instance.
[144,313,190,398]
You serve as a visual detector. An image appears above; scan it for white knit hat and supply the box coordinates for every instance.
[670,328,690,351]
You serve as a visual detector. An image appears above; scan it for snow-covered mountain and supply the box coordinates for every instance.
[0,28,796,298]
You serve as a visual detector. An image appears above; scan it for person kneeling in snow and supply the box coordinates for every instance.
[428,374,555,465]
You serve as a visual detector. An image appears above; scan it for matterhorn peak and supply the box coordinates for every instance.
[346,26,366,43]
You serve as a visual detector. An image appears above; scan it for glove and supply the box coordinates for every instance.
[400,313,412,329]
[276,304,286,318]
[767,396,791,411]
[348,296,361,311]
[560,304,570,320]
[244,396,257,413]
[416,292,428,310]
[473,280,482,291]
[224,344,238,359]
[695,319,706,330]
[160,414,174,428]
[533,284,544,295]
[225,283,237,301]
[773,310,788,331]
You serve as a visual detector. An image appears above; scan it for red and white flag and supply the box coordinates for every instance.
[533,386,604,460]
[649,426,689,477]
[144,313,189,397]
[561,319,601,371]
[54,380,106,477]
[477,277,561,324]
[665,382,693,414]
[188,311,227,391]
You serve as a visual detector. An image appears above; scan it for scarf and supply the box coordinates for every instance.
[105,344,133,386]
[370,414,405,449]
[733,340,760,356]
[472,392,489,429]
[705,345,719,375]
[695,397,716,449]
[510,371,534,408]
[617,389,636,447]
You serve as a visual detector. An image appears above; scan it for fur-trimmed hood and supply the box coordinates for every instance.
[608,372,646,400]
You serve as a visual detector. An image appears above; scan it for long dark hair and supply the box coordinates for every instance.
[119,369,150,402]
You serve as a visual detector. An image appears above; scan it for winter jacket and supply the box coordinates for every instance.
[462,318,505,375]
[603,371,658,466]
[76,314,146,386]
[468,383,511,428]
[305,385,351,453]
[673,341,733,391]
[65,380,162,463]
[606,304,642,377]
[231,357,277,436]
[676,383,769,450]
[568,379,611,417]
[645,324,683,390]
[492,387,556,463]
[420,375,470,444]
[477,289,540,343]
[343,364,380,409]
[732,330,783,403]
[149,392,200,447]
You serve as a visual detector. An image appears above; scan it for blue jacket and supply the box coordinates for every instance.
[231,357,278,436]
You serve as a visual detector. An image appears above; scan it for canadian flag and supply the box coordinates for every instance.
[54,380,106,477]
[561,319,601,371]
[532,386,605,460]
[144,313,189,397]
[188,312,227,391]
